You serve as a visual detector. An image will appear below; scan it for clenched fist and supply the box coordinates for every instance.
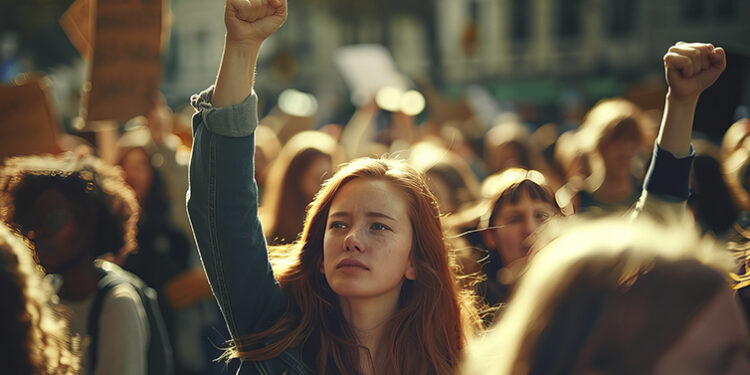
[663,42,726,101]
[224,0,287,48]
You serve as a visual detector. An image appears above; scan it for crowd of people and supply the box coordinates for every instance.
[2,0,750,374]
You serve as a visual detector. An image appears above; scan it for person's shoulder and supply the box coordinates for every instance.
[101,283,146,316]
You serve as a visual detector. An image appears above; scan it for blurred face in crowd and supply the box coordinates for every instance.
[24,189,88,273]
[425,172,455,214]
[301,155,332,201]
[486,190,556,266]
[322,177,416,300]
[488,143,525,173]
[652,288,750,375]
[120,148,153,203]
[598,125,641,179]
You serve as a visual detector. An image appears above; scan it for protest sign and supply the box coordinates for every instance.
[74,0,163,126]
[333,44,408,107]
[60,0,93,61]
[0,77,61,160]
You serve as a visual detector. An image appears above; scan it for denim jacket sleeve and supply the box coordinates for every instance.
[186,86,287,346]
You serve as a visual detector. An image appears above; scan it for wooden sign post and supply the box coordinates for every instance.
[0,77,61,160]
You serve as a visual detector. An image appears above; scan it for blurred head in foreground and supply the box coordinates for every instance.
[462,216,750,375]
[0,223,79,374]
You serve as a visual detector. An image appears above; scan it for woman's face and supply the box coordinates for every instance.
[26,189,88,273]
[598,136,639,178]
[652,288,750,374]
[121,149,153,203]
[322,177,416,300]
[487,190,555,267]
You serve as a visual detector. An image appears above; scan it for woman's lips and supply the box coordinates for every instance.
[336,258,369,270]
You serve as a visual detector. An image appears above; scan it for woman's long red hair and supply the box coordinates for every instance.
[231,157,480,374]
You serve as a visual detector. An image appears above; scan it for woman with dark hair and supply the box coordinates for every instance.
[0,223,79,375]
[447,168,561,320]
[186,1,481,373]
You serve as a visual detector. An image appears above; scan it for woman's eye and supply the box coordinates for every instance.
[371,223,390,231]
[536,213,550,223]
[329,221,347,229]
[505,216,522,224]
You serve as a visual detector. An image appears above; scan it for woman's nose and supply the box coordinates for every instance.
[522,216,537,238]
[344,230,363,253]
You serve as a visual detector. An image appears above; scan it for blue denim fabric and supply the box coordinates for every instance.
[187,86,310,375]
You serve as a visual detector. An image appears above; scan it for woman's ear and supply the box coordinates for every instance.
[482,228,496,250]
[405,260,416,280]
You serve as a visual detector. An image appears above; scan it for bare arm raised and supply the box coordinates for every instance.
[212,0,287,107]
[636,42,726,217]
[657,42,726,157]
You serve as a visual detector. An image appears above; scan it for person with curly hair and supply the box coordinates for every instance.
[0,222,80,375]
[0,154,164,375]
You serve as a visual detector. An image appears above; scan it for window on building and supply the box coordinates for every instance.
[607,1,636,36]
[681,0,705,21]
[557,0,582,37]
[510,0,530,40]
[469,0,480,21]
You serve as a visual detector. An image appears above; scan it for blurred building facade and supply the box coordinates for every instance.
[161,0,749,109]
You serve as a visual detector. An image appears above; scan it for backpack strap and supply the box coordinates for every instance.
[86,271,121,372]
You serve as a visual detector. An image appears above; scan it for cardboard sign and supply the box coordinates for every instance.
[0,77,61,160]
[79,0,163,125]
[333,44,407,107]
[60,0,93,61]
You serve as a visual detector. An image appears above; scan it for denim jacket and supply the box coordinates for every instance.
[187,87,310,375]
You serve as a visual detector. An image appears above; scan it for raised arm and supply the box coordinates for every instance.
[637,42,726,216]
[213,0,287,106]
[657,42,726,157]
[186,0,288,344]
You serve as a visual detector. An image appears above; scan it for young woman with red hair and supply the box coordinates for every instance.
[186,1,480,374]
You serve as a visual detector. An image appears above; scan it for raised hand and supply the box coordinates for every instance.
[657,42,727,157]
[663,42,726,102]
[213,0,287,106]
[225,0,287,48]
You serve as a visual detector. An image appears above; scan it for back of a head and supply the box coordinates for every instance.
[261,130,344,244]
[408,142,481,215]
[462,216,738,375]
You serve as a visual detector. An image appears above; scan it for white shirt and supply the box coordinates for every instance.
[63,283,149,375]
